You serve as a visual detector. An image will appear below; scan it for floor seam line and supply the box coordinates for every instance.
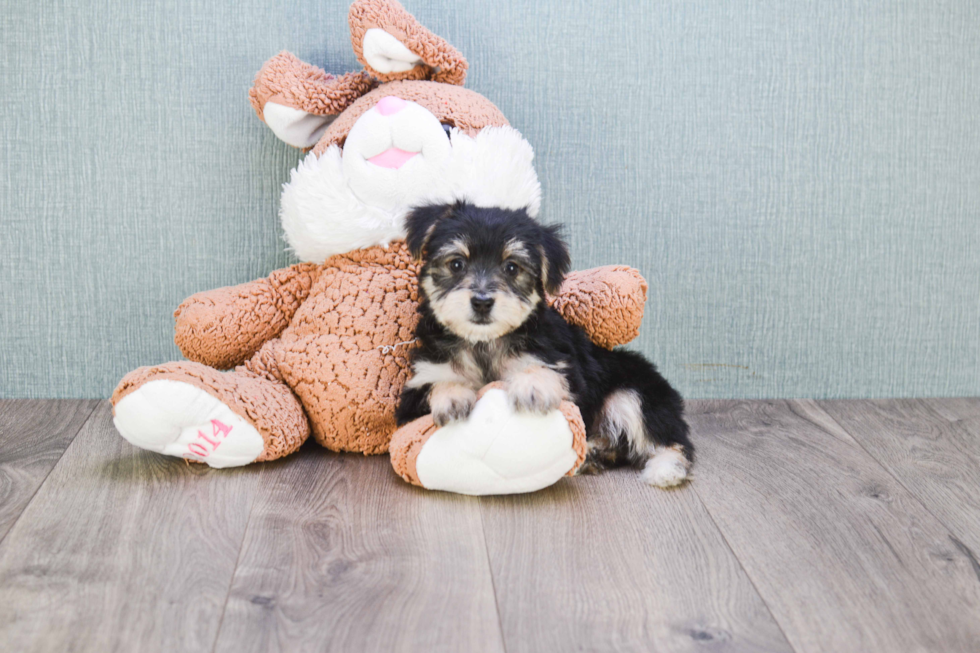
[690,481,801,653]
[210,467,263,653]
[689,400,803,653]
[811,398,980,565]
[478,499,509,653]
[0,399,101,549]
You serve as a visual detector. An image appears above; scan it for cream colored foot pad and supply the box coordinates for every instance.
[415,389,578,495]
[113,380,264,468]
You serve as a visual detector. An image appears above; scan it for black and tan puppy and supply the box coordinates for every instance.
[395,202,693,487]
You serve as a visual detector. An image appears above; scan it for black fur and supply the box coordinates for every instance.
[396,202,693,478]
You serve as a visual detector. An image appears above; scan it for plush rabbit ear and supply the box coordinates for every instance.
[348,0,468,86]
[250,51,376,148]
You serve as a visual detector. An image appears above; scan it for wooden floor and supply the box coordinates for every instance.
[1,399,980,652]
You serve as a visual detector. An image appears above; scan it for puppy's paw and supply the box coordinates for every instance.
[575,459,603,476]
[577,438,617,475]
[642,446,692,488]
[430,383,477,427]
[506,369,566,415]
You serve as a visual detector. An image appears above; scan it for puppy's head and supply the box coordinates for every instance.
[406,202,570,343]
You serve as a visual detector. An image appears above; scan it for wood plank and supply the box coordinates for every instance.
[0,402,265,652]
[213,452,505,653]
[924,397,980,422]
[819,398,980,554]
[0,399,99,542]
[688,399,980,653]
[479,468,794,653]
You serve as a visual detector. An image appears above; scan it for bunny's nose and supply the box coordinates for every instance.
[376,96,407,116]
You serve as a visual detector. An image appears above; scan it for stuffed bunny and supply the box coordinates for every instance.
[111,0,647,494]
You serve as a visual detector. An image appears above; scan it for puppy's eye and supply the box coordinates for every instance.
[441,123,453,139]
[449,258,466,274]
[504,261,520,277]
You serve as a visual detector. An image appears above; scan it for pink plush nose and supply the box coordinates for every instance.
[375,96,407,116]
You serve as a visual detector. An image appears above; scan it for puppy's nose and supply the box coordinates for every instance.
[471,295,495,314]
[375,96,407,116]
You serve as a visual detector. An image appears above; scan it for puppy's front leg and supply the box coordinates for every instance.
[429,382,477,427]
[505,366,569,415]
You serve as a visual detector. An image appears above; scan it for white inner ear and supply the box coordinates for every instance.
[362,28,423,73]
[263,102,334,149]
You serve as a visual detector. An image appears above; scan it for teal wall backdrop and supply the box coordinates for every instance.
[2,0,979,399]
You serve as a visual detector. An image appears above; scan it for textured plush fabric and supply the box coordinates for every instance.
[4,0,980,399]
[112,361,310,462]
[249,52,376,121]
[349,0,468,85]
[388,414,437,486]
[550,266,648,351]
[174,263,321,370]
[274,242,421,453]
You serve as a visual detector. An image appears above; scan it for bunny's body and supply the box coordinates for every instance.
[111,0,649,492]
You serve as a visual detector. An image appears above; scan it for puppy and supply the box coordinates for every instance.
[395,202,693,487]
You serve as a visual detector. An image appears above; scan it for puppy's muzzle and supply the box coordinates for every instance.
[470,294,495,318]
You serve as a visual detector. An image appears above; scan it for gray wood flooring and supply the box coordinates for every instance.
[1,398,979,652]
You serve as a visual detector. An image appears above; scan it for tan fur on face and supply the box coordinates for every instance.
[422,276,538,343]
[428,382,477,426]
[435,238,469,259]
[503,238,530,260]
[502,354,569,414]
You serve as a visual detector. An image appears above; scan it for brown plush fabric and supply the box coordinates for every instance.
[240,338,287,384]
[388,414,437,486]
[274,242,421,454]
[112,361,310,462]
[174,263,320,370]
[550,265,649,350]
[348,0,468,86]
[559,401,588,476]
[249,51,376,121]
[312,81,509,155]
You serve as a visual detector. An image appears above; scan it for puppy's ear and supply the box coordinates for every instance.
[538,225,571,294]
[405,204,451,259]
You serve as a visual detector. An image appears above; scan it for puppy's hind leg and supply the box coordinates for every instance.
[637,395,693,488]
[595,388,692,488]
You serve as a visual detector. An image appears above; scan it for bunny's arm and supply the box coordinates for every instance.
[549,266,648,349]
[174,263,321,369]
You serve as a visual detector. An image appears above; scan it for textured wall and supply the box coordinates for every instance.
[2,0,979,399]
